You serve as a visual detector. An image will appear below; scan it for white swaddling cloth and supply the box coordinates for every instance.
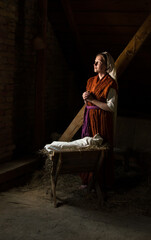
[44,133,103,152]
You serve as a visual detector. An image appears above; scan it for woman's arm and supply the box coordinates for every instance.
[88,98,112,111]
[86,88,117,112]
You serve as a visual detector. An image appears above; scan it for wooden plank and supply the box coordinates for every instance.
[60,0,85,64]
[59,105,85,141]
[50,12,147,26]
[61,0,80,42]
[0,158,38,185]
[59,14,151,142]
[80,34,134,45]
[77,25,139,35]
[116,14,151,78]
[53,25,139,37]
[70,0,151,12]
[74,12,148,26]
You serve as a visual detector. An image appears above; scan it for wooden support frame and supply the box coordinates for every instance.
[49,146,108,207]
[59,14,151,142]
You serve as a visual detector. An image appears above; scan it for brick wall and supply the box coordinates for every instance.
[0,0,18,162]
[0,0,39,162]
[13,0,38,156]
[0,0,80,162]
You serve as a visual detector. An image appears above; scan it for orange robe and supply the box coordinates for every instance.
[81,73,118,188]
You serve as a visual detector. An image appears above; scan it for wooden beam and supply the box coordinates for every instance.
[71,0,151,12]
[116,14,151,78]
[74,12,148,26]
[59,14,151,142]
[59,105,85,141]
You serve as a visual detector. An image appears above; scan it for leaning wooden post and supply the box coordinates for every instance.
[115,14,151,78]
[59,105,85,141]
[59,14,151,142]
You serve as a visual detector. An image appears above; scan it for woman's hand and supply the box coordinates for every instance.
[82,90,112,111]
[82,91,90,101]
[86,93,94,102]
[82,91,95,103]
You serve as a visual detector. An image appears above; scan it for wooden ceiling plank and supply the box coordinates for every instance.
[116,14,151,77]
[74,12,149,26]
[77,25,138,35]
[60,0,83,55]
[59,14,151,141]
[70,0,151,12]
[80,34,136,45]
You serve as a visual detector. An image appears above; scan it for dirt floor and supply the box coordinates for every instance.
[0,166,151,240]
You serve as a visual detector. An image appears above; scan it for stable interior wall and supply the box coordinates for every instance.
[0,0,79,163]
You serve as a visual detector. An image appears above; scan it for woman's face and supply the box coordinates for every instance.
[93,54,106,73]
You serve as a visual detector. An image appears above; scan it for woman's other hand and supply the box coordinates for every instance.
[82,91,90,101]
[86,92,94,102]
[82,91,95,104]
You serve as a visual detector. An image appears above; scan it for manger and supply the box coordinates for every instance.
[44,142,109,208]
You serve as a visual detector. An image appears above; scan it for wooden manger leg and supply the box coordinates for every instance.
[94,150,107,206]
[50,153,62,207]
[95,181,104,206]
[50,175,57,207]
[86,150,105,206]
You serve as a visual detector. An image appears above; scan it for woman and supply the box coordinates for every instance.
[80,51,118,189]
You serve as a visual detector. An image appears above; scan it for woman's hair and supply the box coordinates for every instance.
[96,53,107,66]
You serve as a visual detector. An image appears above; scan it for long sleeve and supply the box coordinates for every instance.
[106,88,117,112]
